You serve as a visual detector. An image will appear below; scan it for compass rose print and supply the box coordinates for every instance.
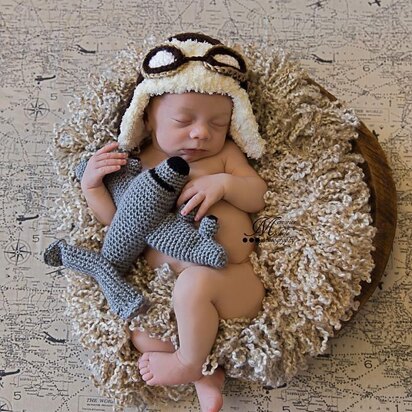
[24,97,50,121]
[4,239,31,265]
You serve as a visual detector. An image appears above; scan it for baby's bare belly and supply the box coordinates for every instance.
[144,200,255,273]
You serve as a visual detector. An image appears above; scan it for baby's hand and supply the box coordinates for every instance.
[177,174,228,221]
[81,142,128,190]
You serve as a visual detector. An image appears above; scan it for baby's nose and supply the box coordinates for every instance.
[189,123,210,140]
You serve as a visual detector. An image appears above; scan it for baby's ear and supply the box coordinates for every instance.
[143,109,152,133]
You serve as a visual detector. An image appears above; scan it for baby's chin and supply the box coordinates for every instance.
[178,149,211,162]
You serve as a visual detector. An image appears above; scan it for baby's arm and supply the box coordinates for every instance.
[220,141,267,212]
[178,141,267,220]
[81,142,128,225]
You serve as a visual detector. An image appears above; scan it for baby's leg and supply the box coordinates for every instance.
[130,329,175,353]
[138,262,265,386]
[134,330,225,412]
[133,328,225,412]
[139,265,219,385]
[194,366,225,412]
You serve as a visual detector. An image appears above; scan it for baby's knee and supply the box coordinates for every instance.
[173,266,216,304]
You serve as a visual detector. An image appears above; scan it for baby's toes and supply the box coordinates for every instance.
[138,353,152,381]
[138,353,150,367]
[141,370,154,383]
[138,364,146,375]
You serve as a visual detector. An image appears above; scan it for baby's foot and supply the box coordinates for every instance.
[194,367,225,412]
[138,350,203,386]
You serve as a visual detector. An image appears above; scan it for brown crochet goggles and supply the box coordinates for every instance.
[141,44,248,85]
[118,32,265,158]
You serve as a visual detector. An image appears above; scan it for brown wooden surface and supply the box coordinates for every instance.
[352,122,397,307]
[308,79,397,309]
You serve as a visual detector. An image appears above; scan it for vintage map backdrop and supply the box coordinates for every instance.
[0,0,411,411]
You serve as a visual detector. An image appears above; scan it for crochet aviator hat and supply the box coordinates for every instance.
[118,33,265,159]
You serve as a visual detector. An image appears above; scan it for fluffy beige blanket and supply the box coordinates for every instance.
[49,40,376,410]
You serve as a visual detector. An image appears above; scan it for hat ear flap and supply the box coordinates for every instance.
[118,74,151,151]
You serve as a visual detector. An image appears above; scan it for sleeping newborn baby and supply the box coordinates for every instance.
[54,32,268,412]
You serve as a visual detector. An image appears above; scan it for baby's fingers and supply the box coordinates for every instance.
[95,163,124,177]
[180,193,206,219]
[95,150,128,162]
[177,186,196,207]
[193,198,213,221]
[92,145,128,172]
[94,142,128,163]
[95,156,127,169]
[95,141,120,154]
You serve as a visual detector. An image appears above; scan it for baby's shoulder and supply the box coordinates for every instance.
[222,139,243,153]
[221,140,250,169]
[220,139,246,161]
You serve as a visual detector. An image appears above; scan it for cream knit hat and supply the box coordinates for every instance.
[118,33,265,159]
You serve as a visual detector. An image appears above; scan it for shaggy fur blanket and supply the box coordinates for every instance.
[49,39,376,410]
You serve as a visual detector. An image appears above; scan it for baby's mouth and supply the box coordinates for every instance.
[181,148,206,154]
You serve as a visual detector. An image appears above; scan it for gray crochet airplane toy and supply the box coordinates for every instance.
[44,156,228,319]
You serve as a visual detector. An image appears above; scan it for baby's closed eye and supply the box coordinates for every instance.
[172,118,192,125]
[211,121,229,128]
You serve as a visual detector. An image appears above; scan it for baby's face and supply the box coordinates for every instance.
[145,92,233,162]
